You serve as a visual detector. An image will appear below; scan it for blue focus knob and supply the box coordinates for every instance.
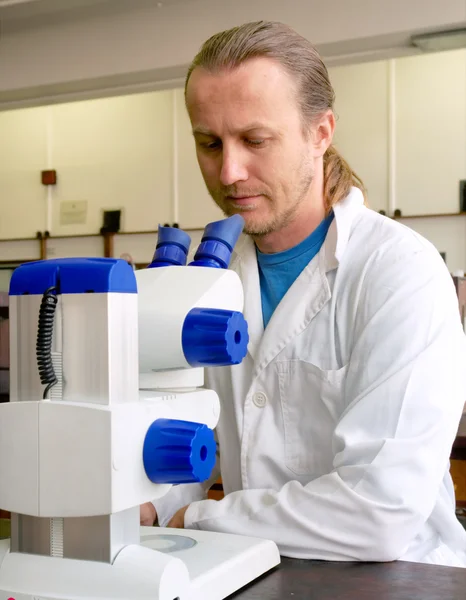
[148,225,191,268]
[189,214,244,269]
[182,307,249,367]
[143,418,217,484]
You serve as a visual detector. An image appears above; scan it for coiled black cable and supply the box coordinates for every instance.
[36,286,58,399]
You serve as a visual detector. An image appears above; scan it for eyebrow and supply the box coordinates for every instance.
[193,123,274,136]
[192,126,215,136]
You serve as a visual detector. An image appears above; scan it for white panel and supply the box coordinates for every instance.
[39,402,112,516]
[61,294,138,406]
[0,402,39,515]
[136,267,243,371]
[38,391,218,516]
[0,106,48,239]
[397,215,466,274]
[175,88,225,229]
[112,391,220,512]
[111,401,172,512]
[50,91,173,236]
[108,293,139,404]
[330,60,389,213]
[0,239,40,261]
[395,49,466,216]
[0,543,190,600]
[46,236,103,258]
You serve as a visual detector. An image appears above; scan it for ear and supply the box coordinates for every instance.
[312,110,335,158]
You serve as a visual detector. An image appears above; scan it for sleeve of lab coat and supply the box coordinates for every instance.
[184,247,466,561]
[152,436,221,527]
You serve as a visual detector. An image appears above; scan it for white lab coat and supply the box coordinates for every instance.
[154,187,466,566]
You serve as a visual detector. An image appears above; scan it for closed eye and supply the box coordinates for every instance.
[246,139,265,147]
[197,138,268,151]
[198,140,222,151]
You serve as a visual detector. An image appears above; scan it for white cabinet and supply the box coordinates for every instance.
[0,106,48,239]
[50,91,173,236]
[395,49,466,216]
[330,60,389,214]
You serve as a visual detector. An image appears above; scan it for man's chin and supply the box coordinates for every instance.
[242,217,276,237]
[217,203,273,235]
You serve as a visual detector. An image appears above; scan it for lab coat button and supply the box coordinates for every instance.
[253,392,267,407]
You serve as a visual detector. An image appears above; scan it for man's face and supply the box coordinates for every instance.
[186,58,317,236]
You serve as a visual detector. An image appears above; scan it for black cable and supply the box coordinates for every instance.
[36,286,58,399]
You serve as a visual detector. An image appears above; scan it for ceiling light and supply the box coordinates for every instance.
[411,28,466,52]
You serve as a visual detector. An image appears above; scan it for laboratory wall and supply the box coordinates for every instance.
[330,61,389,215]
[395,50,466,216]
[1,48,466,273]
[0,106,48,239]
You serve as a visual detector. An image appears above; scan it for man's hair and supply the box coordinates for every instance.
[185,20,366,211]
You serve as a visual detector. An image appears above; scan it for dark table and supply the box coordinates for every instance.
[230,558,466,599]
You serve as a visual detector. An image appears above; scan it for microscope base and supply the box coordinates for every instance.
[0,527,280,600]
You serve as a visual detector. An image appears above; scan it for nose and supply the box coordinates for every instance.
[220,146,248,186]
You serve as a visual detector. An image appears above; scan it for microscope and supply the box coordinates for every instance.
[0,215,279,600]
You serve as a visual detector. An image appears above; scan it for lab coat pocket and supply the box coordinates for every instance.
[276,360,348,476]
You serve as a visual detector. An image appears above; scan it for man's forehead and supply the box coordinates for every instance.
[186,58,294,104]
[192,121,276,136]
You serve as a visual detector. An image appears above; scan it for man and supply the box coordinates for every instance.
[141,20,466,566]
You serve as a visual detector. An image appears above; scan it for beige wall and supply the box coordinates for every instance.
[395,49,466,216]
[50,92,174,236]
[0,49,465,271]
[331,60,390,214]
[0,106,48,238]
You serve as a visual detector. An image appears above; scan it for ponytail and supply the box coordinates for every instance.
[323,145,366,213]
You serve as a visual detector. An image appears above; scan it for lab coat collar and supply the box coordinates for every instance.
[323,186,365,270]
[230,235,264,363]
[230,186,365,369]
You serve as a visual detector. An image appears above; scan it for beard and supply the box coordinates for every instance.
[207,155,314,237]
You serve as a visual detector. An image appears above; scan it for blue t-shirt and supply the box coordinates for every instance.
[256,212,334,328]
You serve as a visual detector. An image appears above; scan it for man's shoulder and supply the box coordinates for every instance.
[347,206,442,269]
[335,208,457,335]
[337,206,452,308]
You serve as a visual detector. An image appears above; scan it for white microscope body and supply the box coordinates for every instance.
[0,216,279,600]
